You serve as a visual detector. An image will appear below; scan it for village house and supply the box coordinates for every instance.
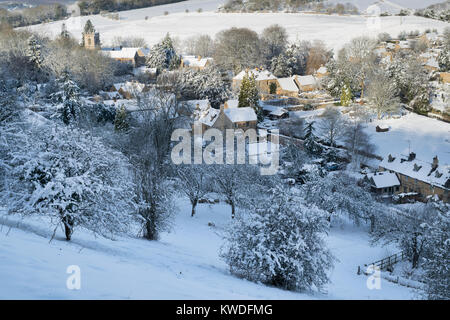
[101,47,148,67]
[276,76,299,97]
[315,66,329,79]
[180,55,213,70]
[424,57,440,72]
[377,153,449,203]
[420,32,440,48]
[212,105,257,131]
[365,171,401,196]
[294,75,319,92]
[439,72,450,84]
[111,81,148,99]
[232,68,278,94]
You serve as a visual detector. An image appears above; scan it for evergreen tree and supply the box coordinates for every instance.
[146,33,180,72]
[58,71,81,125]
[437,49,450,72]
[340,83,353,106]
[423,203,450,300]
[27,35,43,73]
[114,104,129,132]
[303,121,322,155]
[237,71,263,121]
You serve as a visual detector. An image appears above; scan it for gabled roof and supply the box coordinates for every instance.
[316,66,328,74]
[233,69,277,81]
[425,58,439,68]
[102,47,140,59]
[181,55,213,68]
[379,154,450,189]
[277,76,299,92]
[225,99,239,108]
[367,172,400,189]
[296,75,317,86]
[224,107,257,123]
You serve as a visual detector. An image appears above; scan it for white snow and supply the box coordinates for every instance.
[233,69,277,81]
[0,201,414,299]
[23,4,449,55]
[277,76,299,92]
[367,171,401,188]
[224,107,257,122]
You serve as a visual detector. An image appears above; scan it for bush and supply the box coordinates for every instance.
[221,187,334,292]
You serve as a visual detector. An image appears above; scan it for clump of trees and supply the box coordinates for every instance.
[78,0,185,15]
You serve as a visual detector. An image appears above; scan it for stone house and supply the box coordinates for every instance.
[180,55,213,70]
[232,68,278,94]
[276,76,299,97]
[378,153,449,202]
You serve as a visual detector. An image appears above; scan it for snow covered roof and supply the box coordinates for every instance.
[225,99,239,108]
[269,108,288,116]
[114,81,146,93]
[133,66,157,76]
[102,47,140,59]
[379,154,450,189]
[181,55,213,68]
[425,58,439,68]
[367,172,400,189]
[296,75,317,86]
[277,76,299,92]
[233,69,277,81]
[186,99,211,113]
[199,108,219,127]
[316,66,328,74]
[398,41,410,49]
[224,107,257,123]
[425,32,438,41]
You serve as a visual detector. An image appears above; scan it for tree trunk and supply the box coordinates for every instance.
[231,201,235,219]
[62,215,74,241]
[191,199,198,217]
[143,206,158,240]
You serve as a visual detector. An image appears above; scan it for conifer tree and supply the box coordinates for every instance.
[238,71,263,121]
[27,35,43,73]
[114,104,129,132]
[304,121,322,155]
[146,33,180,72]
[340,83,353,106]
[58,71,81,125]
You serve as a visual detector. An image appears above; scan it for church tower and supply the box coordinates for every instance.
[82,20,100,50]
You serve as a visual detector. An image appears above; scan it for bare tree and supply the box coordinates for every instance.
[367,74,400,119]
[340,37,377,99]
[213,27,262,72]
[319,107,345,147]
[124,89,180,240]
[306,40,332,75]
[177,164,211,217]
[343,120,376,168]
[184,34,215,57]
[261,24,288,64]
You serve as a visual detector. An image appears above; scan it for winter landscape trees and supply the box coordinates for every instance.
[0,7,449,301]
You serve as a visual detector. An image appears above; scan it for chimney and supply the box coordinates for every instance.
[432,156,439,170]
[388,154,395,162]
[220,103,224,113]
[408,152,416,161]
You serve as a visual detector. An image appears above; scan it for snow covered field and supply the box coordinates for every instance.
[23,2,449,54]
[291,108,450,166]
[0,200,414,299]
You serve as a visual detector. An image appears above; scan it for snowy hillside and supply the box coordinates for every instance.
[0,201,414,299]
[23,4,448,54]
